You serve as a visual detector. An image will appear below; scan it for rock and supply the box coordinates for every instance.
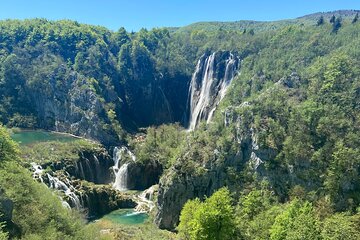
[30,69,119,146]
[42,146,113,184]
[155,155,240,230]
[126,160,163,190]
[81,185,136,219]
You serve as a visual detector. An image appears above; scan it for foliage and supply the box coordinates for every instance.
[20,139,103,164]
[321,213,360,240]
[0,126,100,239]
[177,188,236,240]
[270,200,320,240]
[131,124,185,168]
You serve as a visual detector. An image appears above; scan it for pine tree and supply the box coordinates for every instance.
[330,15,335,23]
[332,17,342,33]
[352,13,359,24]
[317,16,324,26]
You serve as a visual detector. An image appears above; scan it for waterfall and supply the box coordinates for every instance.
[47,173,81,209]
[31,162,44,183]
[113,163,129,191]
[135,185,156,213]
[187,51,239,130]
[112,146,136,191]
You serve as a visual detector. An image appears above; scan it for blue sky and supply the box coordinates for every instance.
[0,0,360,31]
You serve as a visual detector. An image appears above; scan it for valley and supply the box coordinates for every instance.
[1,8,360,240]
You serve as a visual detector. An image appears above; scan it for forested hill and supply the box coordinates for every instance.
[1,10,360,239]
[0,10,359,146]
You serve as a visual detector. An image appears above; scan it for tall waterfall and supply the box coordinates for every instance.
[187,51,239,130]
[112,146,136,191]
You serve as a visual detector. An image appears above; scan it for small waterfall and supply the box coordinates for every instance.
[47,173,81,209]
[113,163,129,191]
[31,162,44,183]
[135,185,156,213]
[112,146,136,191]
[187,51,239,130]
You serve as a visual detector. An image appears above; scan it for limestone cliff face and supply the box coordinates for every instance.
[125,160,163,190]
[80,185,136,219]
[44,147,113,184]
[155,73,302,230]
[30,67,119,146]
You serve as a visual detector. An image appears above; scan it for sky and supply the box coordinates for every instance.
[0,0,360,31]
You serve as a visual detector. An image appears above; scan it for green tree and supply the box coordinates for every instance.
[270,200,320,240]
[178,188,237,240]
[317,16,324,26]
[330,15,335,23]
[321,213,360,240]
[352,13,359,24]
[332,17,342,33]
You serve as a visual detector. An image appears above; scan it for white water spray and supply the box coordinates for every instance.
[188,52,239,130]
[112,146,136,191]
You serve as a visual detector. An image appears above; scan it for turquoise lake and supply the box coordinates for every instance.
[102,209,148,225]
[10,129,76,145]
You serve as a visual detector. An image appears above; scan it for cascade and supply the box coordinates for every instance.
[135,185,156,213]
[112,146,136,191]
[93,154,102,182]
[187,51,239,130]
[47,173,81,209]
[31,162,44,183]
[30,162,81,210]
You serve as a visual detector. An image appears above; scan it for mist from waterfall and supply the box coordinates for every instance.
[112,146,136,191]
[187,52,239,130]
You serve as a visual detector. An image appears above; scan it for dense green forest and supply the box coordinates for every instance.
[1,9,360,239]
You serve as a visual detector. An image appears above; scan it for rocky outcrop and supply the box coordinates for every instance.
[126,160,163,190]
[30,66,119,146]
[80,185,136,219]
[43,146,113,184]
[155,153,243,230]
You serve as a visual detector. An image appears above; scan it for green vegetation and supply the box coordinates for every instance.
[1,9,360,239]
[0,125,103,239]
[178,188,236,240]
[130,124,185,168]
[20,139,102,164]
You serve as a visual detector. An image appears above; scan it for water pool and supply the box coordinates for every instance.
[102,209,148,225]
[10,129,76,145]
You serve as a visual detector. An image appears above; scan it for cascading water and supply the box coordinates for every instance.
[30,162,82,210]
[47,173,81,209]
[135,185,156,213]
[112,146,136,191]
[187,51,239,130]
[31,162,44,183]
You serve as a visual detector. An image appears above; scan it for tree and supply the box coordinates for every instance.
[270,200,320,240]
[352,13,359,24]
[177,188,237,240]
[0,126,19,162]
[330,15,335,23]
[317,16,324,26]
[321,213,360,240]
[332,17,342,33]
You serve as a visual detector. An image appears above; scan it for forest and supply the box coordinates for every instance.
[1,10,360,240]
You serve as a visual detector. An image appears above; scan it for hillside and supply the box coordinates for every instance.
[1,9,360,239]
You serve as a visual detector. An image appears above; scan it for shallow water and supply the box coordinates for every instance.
[102,209,148,225]
[11,129,76,145]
